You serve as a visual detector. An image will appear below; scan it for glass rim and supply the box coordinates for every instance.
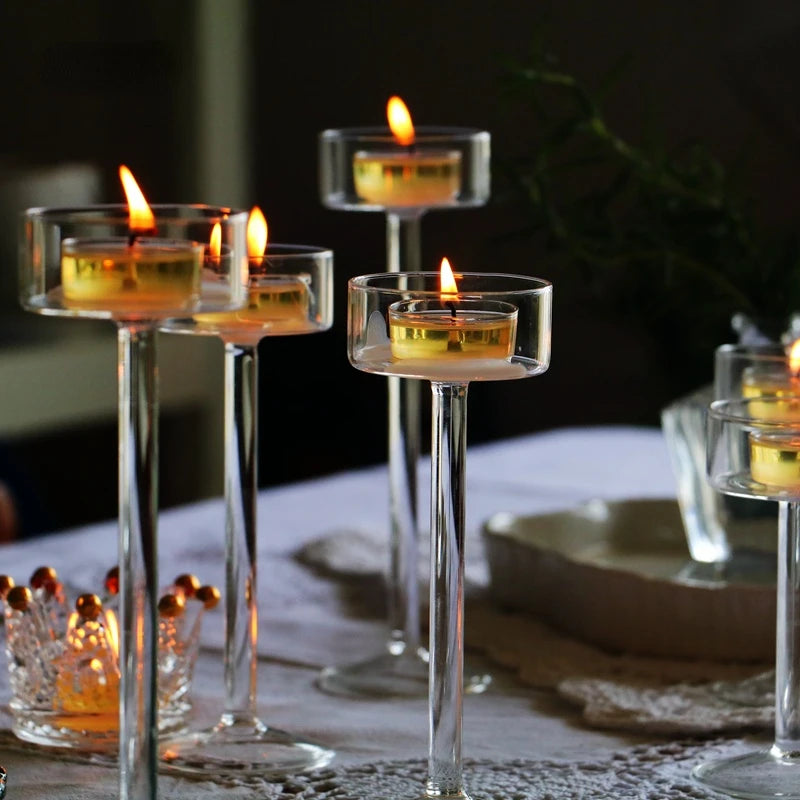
[22,204,249,225]
[348,271,552,298]
[716,342,789,364]
[254,243,333,260]
[710,397,800,429]
[320,126,490,144]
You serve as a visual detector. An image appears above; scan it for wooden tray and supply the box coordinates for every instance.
[482,498,775,661]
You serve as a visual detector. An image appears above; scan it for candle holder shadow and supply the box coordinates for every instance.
[1,568,218,754]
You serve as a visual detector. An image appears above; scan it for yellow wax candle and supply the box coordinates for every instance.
[353,149,462,207]
[62,237,203,312]
[750,432,800,488]
[193,276,313,343]
[353,95,461,208]
[386,298,518,381]
[742,367,800,421]
[389,302,516,361]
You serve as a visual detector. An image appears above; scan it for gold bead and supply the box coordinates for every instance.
[6,585,32,611]
[30,566,57,591]
[158,593,185,618]
[173,573,200,598]
[0,575,15,599]
[76,593,102,621]
[196,585,221,610]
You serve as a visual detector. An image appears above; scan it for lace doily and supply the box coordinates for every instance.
[0,730,759,799]
[196,739,751,798]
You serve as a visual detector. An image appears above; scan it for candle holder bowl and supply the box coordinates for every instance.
[1,568,218,754]
[319,127,490,214]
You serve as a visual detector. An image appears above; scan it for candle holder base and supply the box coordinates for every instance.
[693,747,800,799]
[317,644,491,699]
[160,716,334,780]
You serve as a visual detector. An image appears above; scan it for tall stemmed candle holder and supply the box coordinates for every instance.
[19,175,248,800]
[160,211,335,778]
[348,265,551,798]
[319,98,491,697]
[698,394,800,799]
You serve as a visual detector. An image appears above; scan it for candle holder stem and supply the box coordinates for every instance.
[427,381,469,800]
[117,323,159,800]
[386,210,423,654]
[222,342,259,724]
[160,338,332,778]
[694,497,800,797]
[386,212,422,272]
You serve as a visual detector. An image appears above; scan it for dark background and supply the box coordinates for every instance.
[0,0,798,534]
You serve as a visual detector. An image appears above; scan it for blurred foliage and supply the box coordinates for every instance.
[496,43,800,385]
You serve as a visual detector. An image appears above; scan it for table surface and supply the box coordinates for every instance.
[0,425,760,798]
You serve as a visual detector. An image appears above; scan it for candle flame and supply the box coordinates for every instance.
[387,95,415,146]
[790,340,800,374]
[209,222,222,258]
[247,206,268,266]
[440,257,458,299]
[119,165,155,233]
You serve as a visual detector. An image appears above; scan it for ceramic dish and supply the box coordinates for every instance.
[482,498,775,661]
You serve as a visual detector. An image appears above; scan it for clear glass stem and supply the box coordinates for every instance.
[427,381,469,799]
[776,500,800,752]
[222,342,259,723]
[117,324,159,800]
[386,211,424,652]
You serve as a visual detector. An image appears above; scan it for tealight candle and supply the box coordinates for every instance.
[352,96,462,208]
[381,257,523,382]
[62,238,203,311]
[750,432,800,488]
[60,166,204,313]
[389,299,517,360]
[191,207,315,343]
[742,367,800,422]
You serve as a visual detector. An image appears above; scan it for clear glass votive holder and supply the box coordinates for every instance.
[2,570,217,753]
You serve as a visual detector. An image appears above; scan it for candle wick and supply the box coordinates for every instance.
[447,300,457,319]
[128,226,157,247]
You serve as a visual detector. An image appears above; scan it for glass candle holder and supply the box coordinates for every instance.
[2,568,217,753]
[159,244,334,779]
[348,270,551,799]
[319,127,491,699]
[20,203,248,800]
[696,396,800,798]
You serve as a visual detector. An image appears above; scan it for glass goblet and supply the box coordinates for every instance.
[348,270,552,798]
[159,244,334,778]
[319,124,491,698]
[696,395,800,798]
[20,204,248,800]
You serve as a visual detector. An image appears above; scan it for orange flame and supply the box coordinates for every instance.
[440,257,458,299]
[790,339,800,374]
[387,96,415,146]
[118,165,155,233]
[209,222,222,259]
[247,206,268,265]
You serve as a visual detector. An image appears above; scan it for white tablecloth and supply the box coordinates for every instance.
[0,426,763,798]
